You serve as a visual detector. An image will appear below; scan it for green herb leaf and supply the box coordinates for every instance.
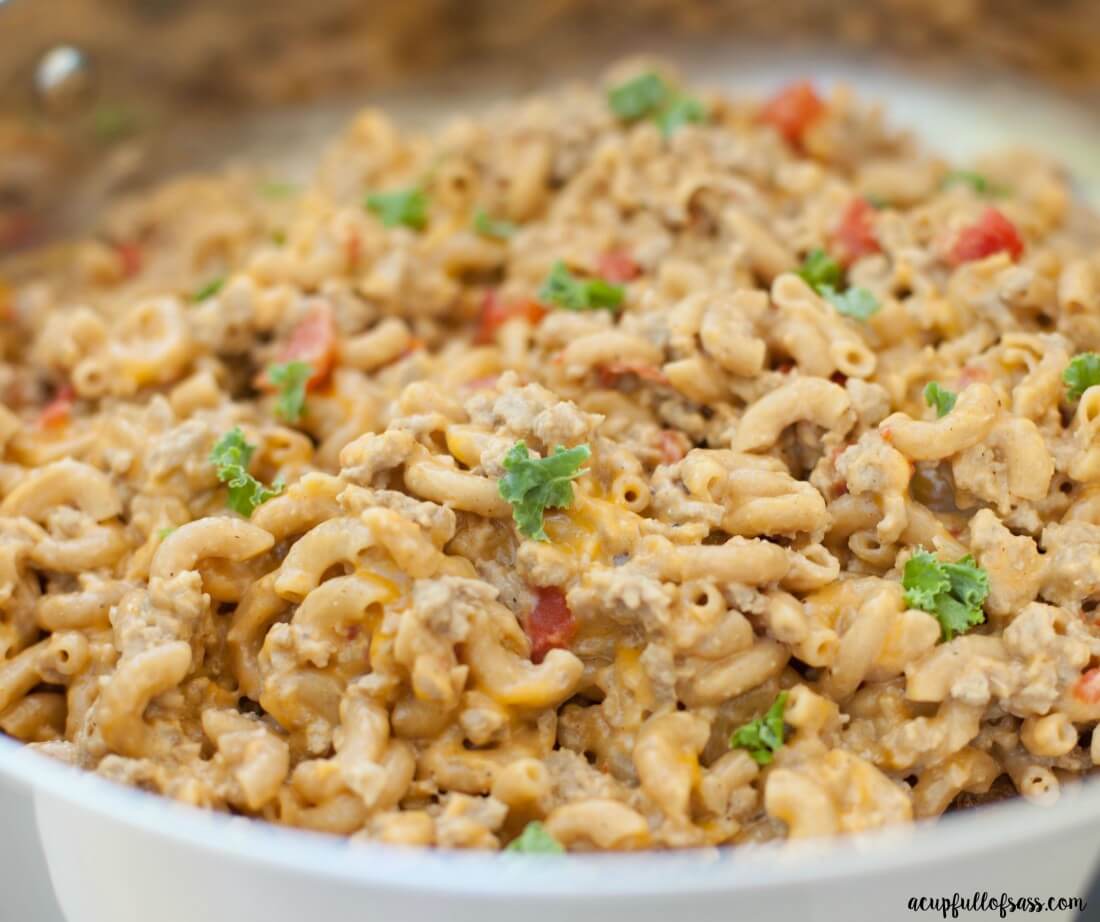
[156,526,176,540]
[655,95,706,137]
[1063,353,1100,402]
[864,193,889,210]
[192,277,226,302]
[797,248,844,292]
[260,180,299,199]
[506,821,565,854]
[608,72,705,137]
[609,72,670,121]
[730,691,789,765]
[472,209,516,240]
[498,441,590,540]
[91,104,140,143]
[209,428,284,517]
[942,170,1007,197]
[364,187,428,230]
[539,261,624,312]
[902,549,989,641]
[924,381,957,418]
[799,249,879,321]
[268,360,313,424]
[821,284,880,322]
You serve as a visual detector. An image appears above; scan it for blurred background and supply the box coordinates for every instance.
[2,0,1100,255]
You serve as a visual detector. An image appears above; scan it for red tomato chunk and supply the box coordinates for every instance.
[525,586,577,664]
[1073,668,1100,705]
[834,198,881,265]
[474,290,547,345]
[597,250,641,283]
[259,302,338,392]
[759,81,825,147]
[37,383,75,430]
[948,207,1024,266]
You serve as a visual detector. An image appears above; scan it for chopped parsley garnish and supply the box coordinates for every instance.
[260,180,298,199]
[924,381,957,418]
[472,208,516,240]
[156,526,175,540]
[608,72,705,137]
[498,441,590,541]
[539,261,624,312]
[797,248,880,321]
[797,248,843,291]
[864,193,889,210]
[654,95,706,138]
[902,549,989,641]
[506,821,564,854]
[267,360,313,424]
[364,187,428,230]
[192,277,226,303]
[91,104,140,143]
[609,72,668,120]
[942,170,1007,197]
[209,428,284,518]
[1063,353,1100,402]
[730,690,789,765]
[820,285,880,321]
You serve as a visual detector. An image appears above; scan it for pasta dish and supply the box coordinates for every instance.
[1,65,1099,852]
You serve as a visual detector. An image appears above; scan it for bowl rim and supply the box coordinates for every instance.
[3,733,1099,896]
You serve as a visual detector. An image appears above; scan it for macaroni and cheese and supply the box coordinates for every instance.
[1,66,1099,851]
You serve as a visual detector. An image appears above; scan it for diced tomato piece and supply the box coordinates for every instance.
[596,361,669,388]
[463,375,500,391]
[0,210,37,253]
[473,290,547,345]
[656,429,690,465]
[258,302,338,392]
[597,250,641,283]
[958,365,989,387]
[1073,668,1100,704]
[833,198,881,266]
[114,242,143,279]
[759,81,825,147]
[525,586,577,664]
[948,207,1024,266]
[344,228,361,272]
[37,383,75,430]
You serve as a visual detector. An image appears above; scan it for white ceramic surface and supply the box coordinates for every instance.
[2,734,1099,922]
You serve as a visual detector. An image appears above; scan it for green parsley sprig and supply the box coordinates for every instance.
[192,277,226,303]
[498,441,590,541]
[902,549,989,641]
[797,248,881,322]
[1063,353,1100,402]
[267,360,313,424]
[365,186,428,230]
[91,103,141,144]
[924,382,957,418]
[472,209,516,240]
[730,691,789,765]
[506,821,565,854]
[539,261,624,312]
[259,180,299,199]
[608,72,706,138]
[942,170,1008,198]
[209,428,284,517]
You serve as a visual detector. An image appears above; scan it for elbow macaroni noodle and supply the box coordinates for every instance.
[0,65,1098,851]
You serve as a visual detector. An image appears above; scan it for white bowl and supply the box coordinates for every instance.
[2,735,1098,922]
